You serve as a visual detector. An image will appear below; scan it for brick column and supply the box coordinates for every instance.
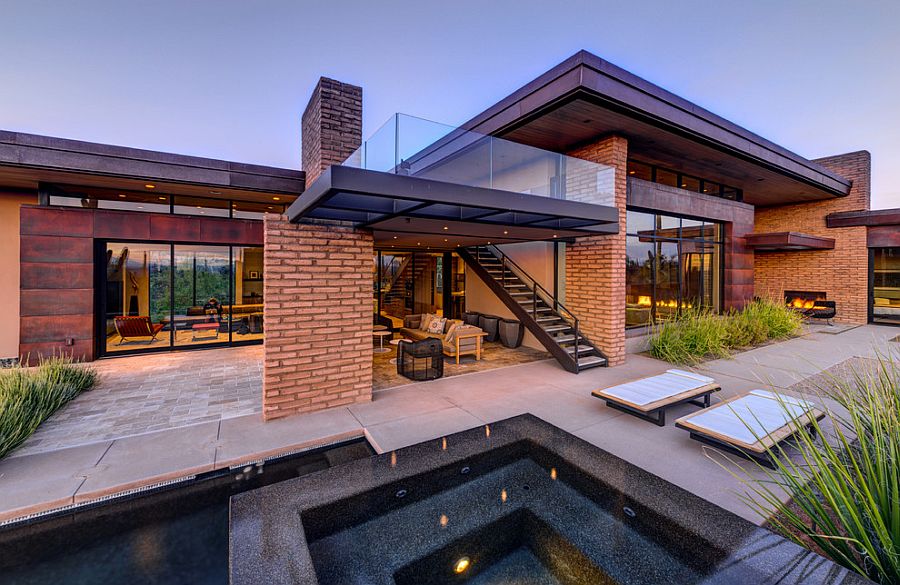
[263,215,373,419]
[565,136,628,366]
[301,77,362,185]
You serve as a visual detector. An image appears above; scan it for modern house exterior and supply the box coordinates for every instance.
[1,51,897,419]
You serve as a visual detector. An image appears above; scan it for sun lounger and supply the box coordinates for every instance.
[675,390,825,468]
[591,369,720,426]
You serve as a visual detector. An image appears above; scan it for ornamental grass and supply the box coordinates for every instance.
[0,356,97,459]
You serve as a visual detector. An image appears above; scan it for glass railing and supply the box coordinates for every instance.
[343,113,615,207]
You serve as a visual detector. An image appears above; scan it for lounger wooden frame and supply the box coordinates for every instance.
[675,393,825,468]
[592,379,721,427]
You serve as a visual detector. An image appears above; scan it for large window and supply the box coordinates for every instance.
[626,210,722,328]
[626,160,743,201]
[102,242,264,355]
[872,248,900,325]
[374,251,464,327]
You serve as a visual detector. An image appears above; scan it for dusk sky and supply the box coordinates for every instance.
[2,0,898,208]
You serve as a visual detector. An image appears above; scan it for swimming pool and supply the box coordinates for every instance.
[0,439,372,585]
[230,415,870,584]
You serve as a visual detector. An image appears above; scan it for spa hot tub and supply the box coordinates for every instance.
[229,415,870,585]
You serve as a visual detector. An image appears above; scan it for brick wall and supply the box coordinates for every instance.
[753,151,870,323]
[301,77,363,185]
[263,215,373,419]
[565,136,628,366]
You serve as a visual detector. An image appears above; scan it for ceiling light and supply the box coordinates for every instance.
[137,206,144,209]
[487,241,491,245]
[196,205,202,209]
[628,170,635,175]
[443,238,448,242]
[267,206,273,209]
[417,242,421,246]
[443,226,448,230]
[209,190,222,195]
[144,184,155,189]
[393,236,397,239]
[552,234,558,238]
[118,194,126,198]
[273,196,281,201]
[503,230,508,235]
[158,196,167,201]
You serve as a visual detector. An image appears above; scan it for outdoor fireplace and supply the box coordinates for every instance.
[784,290,827,311]
[784,290,836,324]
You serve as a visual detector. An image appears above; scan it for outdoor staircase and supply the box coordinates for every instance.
[458,245,608,373]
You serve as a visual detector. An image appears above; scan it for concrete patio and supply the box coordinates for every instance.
[0,323,896,525]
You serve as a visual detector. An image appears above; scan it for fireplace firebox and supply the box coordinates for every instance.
[784,290,827,310]
[784,291,836,324]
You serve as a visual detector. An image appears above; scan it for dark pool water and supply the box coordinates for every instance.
[0,440,372,585]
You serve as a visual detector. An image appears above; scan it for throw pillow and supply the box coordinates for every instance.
[427,317,447,334]
[443,321,459,343]
[420,313,435,331]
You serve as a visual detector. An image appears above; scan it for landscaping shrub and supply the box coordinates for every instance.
[739,353,900,584]
[0,356,97,459]
[648,299,802,364]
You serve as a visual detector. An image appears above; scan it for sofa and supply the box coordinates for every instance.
[399,314,486,364]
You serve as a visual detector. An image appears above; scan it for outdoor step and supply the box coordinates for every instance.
[576,355,607,369]
[542,324,571,333]
[536,316,562,323]
[565,345,595,355]
[508,291,532,297]
[553,334,584,343]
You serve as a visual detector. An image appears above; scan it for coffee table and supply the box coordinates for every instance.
[191,322,220,341]
[373,330,392,353]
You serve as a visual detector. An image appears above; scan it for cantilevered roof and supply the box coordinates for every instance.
[0,130,304,203]
[457,51,852,206]
[286,165,618,246]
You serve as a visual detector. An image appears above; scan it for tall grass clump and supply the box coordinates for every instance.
[739,353,900,584]
[648,299,803,364]
[0,356,97,458]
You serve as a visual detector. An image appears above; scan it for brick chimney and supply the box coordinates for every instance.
[301,77,362,185]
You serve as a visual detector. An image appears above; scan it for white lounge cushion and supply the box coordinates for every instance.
[683,391,815,445]
[599,369,715,407]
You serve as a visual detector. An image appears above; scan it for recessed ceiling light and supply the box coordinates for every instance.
[443,238,448,242]
[267,206,273,209]
[552,234,558,238]
[200,211,205,214]
[628,171,635,175]
[209,190,222,195]
[487,241,491,245]
[417,242,421,246]
[443,226,448,230]
[393,236,397,239]
[118,194,126,198]
[137,206,144,209]
[158,196,166,201]
[144,184,155,189]
[454,557,471,574]
[273,196,281,201]
[196,205,202,209]
[503,230,508,235]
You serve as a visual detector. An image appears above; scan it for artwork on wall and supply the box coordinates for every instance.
[249,271,260,280]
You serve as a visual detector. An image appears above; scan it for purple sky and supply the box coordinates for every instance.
[2,1,898,208]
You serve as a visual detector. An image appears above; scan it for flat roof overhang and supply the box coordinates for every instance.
[286,165,618,247]
[0,130,304,204]
[826,208,900,228]
[746,231,836,251]
[456,51,852,207]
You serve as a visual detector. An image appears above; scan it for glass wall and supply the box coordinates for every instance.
[103,242,264,354]
[625,210,722,328]
[374,251,465,328]
[873,248,900,325]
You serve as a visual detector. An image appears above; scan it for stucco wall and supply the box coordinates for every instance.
[0,193,37,360]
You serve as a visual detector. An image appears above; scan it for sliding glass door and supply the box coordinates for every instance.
[101,242,264,355]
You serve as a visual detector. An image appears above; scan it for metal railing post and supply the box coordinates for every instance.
[574,319,580,369]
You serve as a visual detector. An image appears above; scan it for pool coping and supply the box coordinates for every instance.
[229,414,873,585]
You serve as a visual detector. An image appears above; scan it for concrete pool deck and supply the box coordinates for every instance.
[0,323,896,525]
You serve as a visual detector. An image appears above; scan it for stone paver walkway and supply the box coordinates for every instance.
[13,346,263,457]
[1,324,896,525]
